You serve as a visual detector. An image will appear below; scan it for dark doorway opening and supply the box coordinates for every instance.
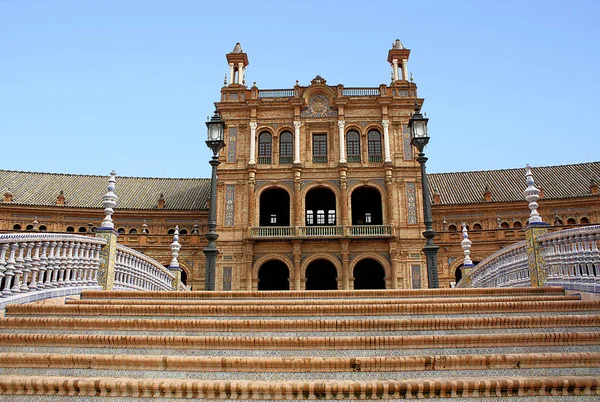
[351,187,382,225]
[305,188,336,226]
[258,260,290,290]
[260,188,290,227]
[305,259,338,290]
[353,259,386,289]
[455,266,463,283]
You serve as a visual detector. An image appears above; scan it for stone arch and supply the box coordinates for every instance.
[178,261,193,286]
[253,254,294,281]
[300,253,342,280]
[347,183,386,224]
[349,253,391,281]
[255,185,293,227]
[302,183,340,226]
[448,256,483,279]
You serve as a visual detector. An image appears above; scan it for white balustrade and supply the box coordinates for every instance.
[460,240,528,288]
[348,225,392,237]
[249,226,295,238]
[250,225,392,238]
[299,226,343,237]
[115,244,178,291]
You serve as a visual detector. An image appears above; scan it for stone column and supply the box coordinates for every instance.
[238,62,244,84]
[229,63,234,85]
[249,122,257,165]
[339,168,348,229]
[523,164,550,286]
[382,120,391,163]
[338,120,346,163]
[402,59,408,81]
[390,246,399,289]
[392,59,399,81]
[96,171,119,291]
[293,121,301,164]
[294,168,303,228]
[385,169,395,227]
[341,240,350,290]
[293,241,301,290]
[248,169,256,227]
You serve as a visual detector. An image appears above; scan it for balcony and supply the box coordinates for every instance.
[248,225,393,239]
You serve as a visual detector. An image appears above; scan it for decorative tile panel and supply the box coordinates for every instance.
[406,182,417,224]
[411,264,422,289]
[227,127,237,163]
[403,124,413,160]
[222,267,232,290]
[224,185,235,227]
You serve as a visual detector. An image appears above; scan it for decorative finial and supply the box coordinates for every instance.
[169,225,181,268]
[242,79,246,86]
[100,171,118,229]
[461,223,473,266]
[497,216,502,228]
[31,217,38,231]
[410,72,413,82]
[141,220,149,234]
[224,74,227,85]
[191,220,199,234]
[524,164,542,224]
[442,218,448,231]
[252,81,257,87]
[295,80,299,86]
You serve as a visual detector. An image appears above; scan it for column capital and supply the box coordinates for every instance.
[293,121,302,129]
[382,119,390,127]
[249,122,258,130]
[337,120,345,128]
[392,58,398,65]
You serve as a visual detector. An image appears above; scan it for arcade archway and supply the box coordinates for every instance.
[305,259,338,290]
[258,260,290,290]
[353,258,386,289]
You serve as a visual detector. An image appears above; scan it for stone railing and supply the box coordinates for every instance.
[249,227,295,238]
[459,240,528,288]
[250,225,392,239]
[348,225,392,237]
[459,225,600,293]
[538,225,600,293]
[298,226,343,237]
[0,233,106,309]
[257,89,294,98]
[342,88,381,96]
[115,244,183,291]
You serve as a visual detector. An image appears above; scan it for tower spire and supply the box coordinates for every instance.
[226,42,249,86]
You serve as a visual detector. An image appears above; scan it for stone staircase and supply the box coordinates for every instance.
[0,287,599,400]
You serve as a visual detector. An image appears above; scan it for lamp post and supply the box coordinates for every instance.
[204,110,226,290]
[409,103,439,288]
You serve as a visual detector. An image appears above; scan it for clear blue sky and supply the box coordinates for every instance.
[1,0,599,179]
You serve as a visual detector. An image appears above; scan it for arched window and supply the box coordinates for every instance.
[367,130,382,162]
[167,229,175,235]
[567,218,576,225]
[117,228,125,234]
[129,228,138,234]
[581,217,590,224]
[513,221,522,228]
[448,224,457,232]
[12,224,21,230]
[473,223,482,230]
[26,225,34,231]
[500,222,510,229]
[554,218,563,226]
[279,132,293,164]
[39,225,47,232]
[346,130,361,163]
[179,229,188,235]
[258,132,272,164]
[78,227,87,233]
[66,226,75,233]
[351,186,382,225]
[260,188,290,227]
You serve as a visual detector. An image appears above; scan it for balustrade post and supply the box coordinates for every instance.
[0,244,8,294]
[28,242,41,290]
[11,242,26,293]
[2,243,17,296]
[95,171,119,291]
[21,242,34,292]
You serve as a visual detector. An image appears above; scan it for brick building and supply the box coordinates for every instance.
[1,41,599,290]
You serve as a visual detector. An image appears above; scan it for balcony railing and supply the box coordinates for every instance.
[342,88,381,96]
[348,225,392,237]
[299,226,343,237]
[249,227,295,238]
[258,89,294,98]
[249,225,392,239]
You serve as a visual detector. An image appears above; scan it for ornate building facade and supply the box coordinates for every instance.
[1,41,599,290]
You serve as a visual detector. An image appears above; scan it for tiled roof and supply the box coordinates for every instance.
[0,170,210,210]
[429,162,600,205]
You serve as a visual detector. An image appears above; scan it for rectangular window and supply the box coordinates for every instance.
[317,210,325,225]
[306,210,314,225]
[312,134,328,163]
[365,212,372,224]
[328,210,336,225]
[270,214,277,224]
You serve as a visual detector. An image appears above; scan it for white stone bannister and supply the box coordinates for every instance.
[249,225,391,239]
[0,233,106,309]
[458,240,529,288]
[538,225,600,293]
[115,244,179,291]
[249,226,295,238]
[298,226,343,237]
[348,225,392,237]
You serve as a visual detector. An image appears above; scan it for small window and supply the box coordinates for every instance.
[365,212,372,224]
[581,217,590,224]
[167,229,175,235]
[501,222,509,229]
[78,227,87,233]
[513,221,522,228]
[567,218,576,225]
[346,130,361,163]
[367,130,382,162]
[328,210,336,225]
[270,214,277,224]
[129,228,138,234]
[90,227,97,233]
[39,225,47,232]
[306,210,314,225]
[117,228,125,234]
[448,224,457,231]
[473,223,482,230]
[179,229,188,235]
[279,132,293,164]
[316,210,325,225]
[312,134,327,163]
[554,218,563,226]
[26,225,34,231]
[12,224,22,230]
[258,132,272,164]
[66,226,75,233]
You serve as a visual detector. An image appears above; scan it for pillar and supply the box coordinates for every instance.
[293,241,301,290]
[392,59,399,81]
[294,168,303,227]
[402,59,408,81]
[248,169,256,227]
[229,63,234,85]
[249,122,257,165]
[338,120,346,163]
[95,229,117,290]
[525,224,550,286]
[341,240,350,290]
[238,62,244,84]
[382,120,391,163]
[293,121,301,164]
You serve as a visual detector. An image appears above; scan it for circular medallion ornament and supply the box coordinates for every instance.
[309,94,329,115]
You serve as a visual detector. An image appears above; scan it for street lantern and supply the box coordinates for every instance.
[203,110,226,291]
[408,102,439,288]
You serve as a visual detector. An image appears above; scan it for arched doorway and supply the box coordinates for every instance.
[305,187,336,226]
[351,187,383,225]
[260,188,290,226]
[258,260,290,290]
[305,259,337,290]
[455,266,463,283]
[353,259,385,289]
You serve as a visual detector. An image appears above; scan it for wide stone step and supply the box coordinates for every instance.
[1,375,599,399]
[80,287,567,300]
[68,294,580,306]
[1,332,597,351]
[1,314,598,334]
[7,300,600,317]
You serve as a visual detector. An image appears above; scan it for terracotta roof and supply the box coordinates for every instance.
[429,162,600,205]
[0,170,210,210]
